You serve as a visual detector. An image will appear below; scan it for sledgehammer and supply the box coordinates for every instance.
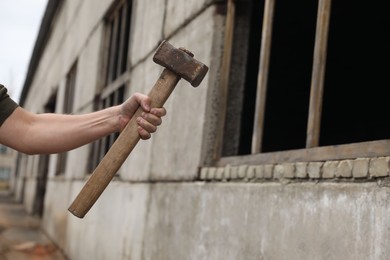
[68,40,208,218]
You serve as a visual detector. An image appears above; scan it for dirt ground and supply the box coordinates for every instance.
[0,190,68,260]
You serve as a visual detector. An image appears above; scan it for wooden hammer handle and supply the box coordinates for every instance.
[68,69,180,218]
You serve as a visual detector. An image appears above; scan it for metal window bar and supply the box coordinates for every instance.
[116,3,127,77]
[121,2,132,74]
[306,0,332,148]
[114,8,123,79]
[90,86,125,170]
[214,0,235,161]
[251,0,276,154]
[107,14,120,84]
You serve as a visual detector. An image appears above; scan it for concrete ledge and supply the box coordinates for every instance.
[200,157,390,182]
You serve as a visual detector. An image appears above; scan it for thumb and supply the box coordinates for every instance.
[140,97,151,112]
[132,93,151,112]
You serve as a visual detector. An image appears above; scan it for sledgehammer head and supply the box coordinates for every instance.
[153,40,209,87]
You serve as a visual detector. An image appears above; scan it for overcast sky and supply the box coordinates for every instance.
[0,0,48,102]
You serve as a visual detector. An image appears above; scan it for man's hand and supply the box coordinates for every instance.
[119,93,167,140]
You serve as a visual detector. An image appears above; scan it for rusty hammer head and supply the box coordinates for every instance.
[153,40,209,87]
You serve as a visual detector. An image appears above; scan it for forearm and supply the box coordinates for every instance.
[0,93,166,155]
[30,107,121,153]
[0,106,121,154]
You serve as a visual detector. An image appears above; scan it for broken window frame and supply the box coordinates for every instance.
[217,0,390,167]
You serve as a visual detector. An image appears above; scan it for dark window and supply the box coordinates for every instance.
[261,1,317,152]
[320,1,390,146]
[90,86,125,171]
[57,62,77,175]
[222,0,390,160]
[106,0,132,85]
[89,0,132,172]
[63,63,77,114]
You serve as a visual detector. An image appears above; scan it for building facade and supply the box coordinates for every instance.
[14,0,390,259]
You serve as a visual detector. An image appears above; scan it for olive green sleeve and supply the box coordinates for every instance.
[0,84,19,126]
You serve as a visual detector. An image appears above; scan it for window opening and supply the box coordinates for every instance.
[89,0,132,172]
[320,1,390,146]
[56,62,77,175]
[222,0,390,161]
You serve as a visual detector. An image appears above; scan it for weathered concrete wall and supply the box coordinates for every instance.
[142,182,390,260]
[35,1,227,258]
[128,5,225,181]
[42,179,72,249]
[45,179,390,260]
[66,181,150,260]
[42,156,390,260]
[23,178,37,214]
[19,154,39,213]
[24,0,113,111]
[17,0,390,259]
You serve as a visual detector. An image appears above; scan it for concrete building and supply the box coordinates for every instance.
[13,0,390,259]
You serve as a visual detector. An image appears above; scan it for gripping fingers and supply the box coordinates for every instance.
[150,107,167,117]
[141,112,162,126]
[136,107,166,139]
[137,116,157,133]
[137,126,151,140]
